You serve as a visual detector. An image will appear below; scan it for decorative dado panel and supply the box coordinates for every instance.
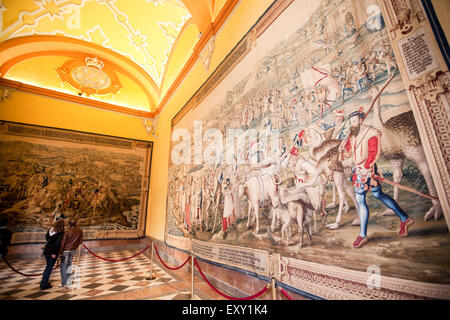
[164,237,450,300]
[278,256,450,300]
[379,0,450,227]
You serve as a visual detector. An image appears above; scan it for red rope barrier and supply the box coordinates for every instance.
[194,258,269,300]
[153,244,190,271]
[2,256,60,277]
[82,243,152,262]
[280,288,293,300]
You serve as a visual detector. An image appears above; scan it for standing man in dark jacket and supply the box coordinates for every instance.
[40,219,64,290]
[0,217,12,260]
[58,219,83,289]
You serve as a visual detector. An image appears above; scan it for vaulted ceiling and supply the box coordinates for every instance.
[0,0,235,117]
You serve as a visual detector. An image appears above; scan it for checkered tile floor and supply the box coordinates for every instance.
[0,249,177,300]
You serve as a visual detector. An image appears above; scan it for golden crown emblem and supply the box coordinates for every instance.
[85,56,104,70]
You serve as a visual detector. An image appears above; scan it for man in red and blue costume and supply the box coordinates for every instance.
[290,129,306,156]
[340,109,414,248]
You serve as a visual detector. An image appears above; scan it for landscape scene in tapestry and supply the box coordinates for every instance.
[167,0,449,283]
[0,131,146,242]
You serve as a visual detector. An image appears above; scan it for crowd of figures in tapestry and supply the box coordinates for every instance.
[0,122,150,243]
[167,0,449,284]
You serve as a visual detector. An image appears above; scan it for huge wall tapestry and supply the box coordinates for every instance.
[0,121,152,244]
[166,0,450,299]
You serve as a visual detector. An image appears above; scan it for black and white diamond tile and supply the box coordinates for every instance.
[0,249,177,300]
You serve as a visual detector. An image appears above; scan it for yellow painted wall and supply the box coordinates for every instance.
[146,0,276,240]
[0,89,154,141]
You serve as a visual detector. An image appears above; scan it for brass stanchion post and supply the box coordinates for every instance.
[71,244,83,290]
[191,250,195,300]
[146,240,156,281]
[76,244,82,266]
[271,278,277,300]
